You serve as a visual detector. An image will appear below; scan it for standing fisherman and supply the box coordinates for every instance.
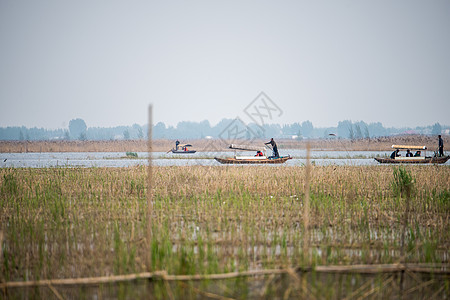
[265,138,279,158]
[175,140,180,151]
[438,135,444,157]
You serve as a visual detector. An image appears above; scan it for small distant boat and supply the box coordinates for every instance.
[171,144,196,154]
[171,149,197,154]
[374,145,449,164]
[214,144,292,164]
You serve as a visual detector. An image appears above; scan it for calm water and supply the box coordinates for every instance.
[0,150,447,168]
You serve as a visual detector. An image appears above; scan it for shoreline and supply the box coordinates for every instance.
[0,135,445,153]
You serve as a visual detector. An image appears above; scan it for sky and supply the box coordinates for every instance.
[1,0,449,130]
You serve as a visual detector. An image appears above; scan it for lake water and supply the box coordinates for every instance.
[1,149,448,168]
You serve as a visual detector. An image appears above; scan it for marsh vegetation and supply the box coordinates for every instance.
[0,134,445,153]
[1,165,449,298]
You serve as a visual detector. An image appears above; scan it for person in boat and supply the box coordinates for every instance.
[265,138,279,157]
[390,149,400,159]
[255,151,264,157]
[414,150,421,157]
[438,135,444,157]
[406,149,413,157]
[175,140,180,151]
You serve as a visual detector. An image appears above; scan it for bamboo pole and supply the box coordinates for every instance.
[47,284,65,300]
[2,264,447,289]
[302,143,311,298]
[303,142,311,258]
[147,104,153,272]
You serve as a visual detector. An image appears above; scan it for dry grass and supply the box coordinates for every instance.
[0,134,446,152]
[1,165,449,298]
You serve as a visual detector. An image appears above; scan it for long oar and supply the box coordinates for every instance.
[265,144,275,157]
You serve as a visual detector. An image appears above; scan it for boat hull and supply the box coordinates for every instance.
[171,150,196,154]
[374,156,449,164]
[214,156,292,164]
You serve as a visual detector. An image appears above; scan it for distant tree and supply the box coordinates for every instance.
[64,130,70,140]
[337,120,352,138]
[364,125,370,139]
[354,124,362,139]
[212,118,235,138]
[348,125,355,140]
[19,131,24,141]
[176,121,211,139]
[199,120,211,137]
[69,119,87,140]
[368,122,386,137]
[79,132,87,141]
[248,123,264,139]
[431,123,442,135]
[153,122,166,138]
[301,120,314,138]
[123,129,130,140]
[285,122,301,137]
[132,124,143,139]
[261,123,281,139]
[292,123,301,133]
[137,127,143,139]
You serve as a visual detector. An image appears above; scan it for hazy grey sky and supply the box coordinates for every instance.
[1,0,449,129]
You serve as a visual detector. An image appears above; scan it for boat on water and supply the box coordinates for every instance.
[170,144,196,154]
[374,156,449,164]
[214,144,292,164]
[374,145,449,164]
[171,149,196,154]
[215,156,292,164]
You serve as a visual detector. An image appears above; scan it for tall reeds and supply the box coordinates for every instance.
[0,134,443,153]
[0,165,448,298]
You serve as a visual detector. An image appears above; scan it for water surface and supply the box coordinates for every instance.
[1,150,447,168]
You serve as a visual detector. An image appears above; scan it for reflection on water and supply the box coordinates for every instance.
[1,150,447,168]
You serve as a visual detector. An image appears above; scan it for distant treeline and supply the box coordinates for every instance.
[0,118,446,141]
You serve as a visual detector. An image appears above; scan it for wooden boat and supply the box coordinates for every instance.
[171,149,196,154]
[214,143,292,164]
[215,156,292,164]
[374,156,449,164]
[374,144,449,164]
[171,144,196,154]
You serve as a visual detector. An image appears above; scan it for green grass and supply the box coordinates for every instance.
[1,165,449,298]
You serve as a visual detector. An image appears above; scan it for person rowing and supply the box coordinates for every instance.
[264,138,279,158]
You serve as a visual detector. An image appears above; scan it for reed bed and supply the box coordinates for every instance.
[0,134,445,153]
[1,165,449,299]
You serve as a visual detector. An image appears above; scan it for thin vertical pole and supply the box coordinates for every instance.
[302,142,311,295]
[147,104,153,272]
[400,181,411,299]
[303,143,311,260]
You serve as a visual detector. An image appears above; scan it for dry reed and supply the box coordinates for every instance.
[0,164,448,298]
[0,134,446,152]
